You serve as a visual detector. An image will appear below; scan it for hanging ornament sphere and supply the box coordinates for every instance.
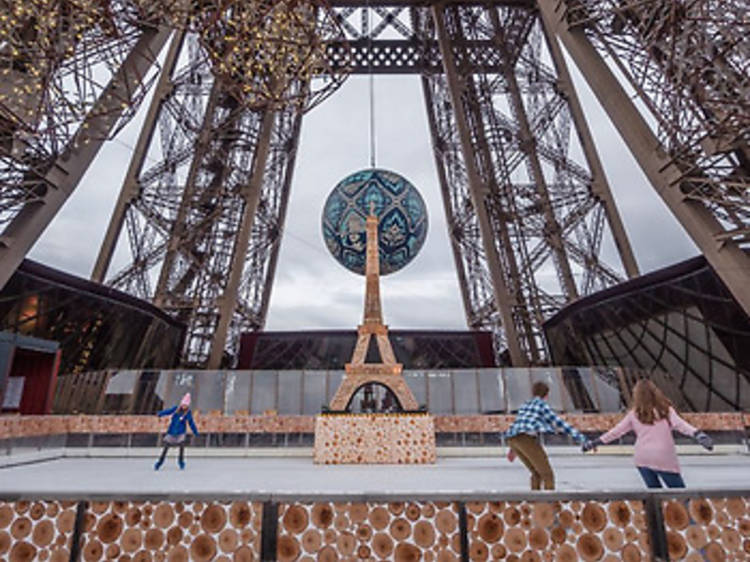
[322,169,429,276]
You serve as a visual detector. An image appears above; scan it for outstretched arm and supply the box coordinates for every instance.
[668,408,697,436]
[187,411,199,436]
[541,402,585,443]
[599,411,634,444]
[157,406,177,417]
[668,408,712,449]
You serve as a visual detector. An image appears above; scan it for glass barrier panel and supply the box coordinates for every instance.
[477,369,505,413]
[154,371,169,404]
[105,370,139,395]
[591,367,623,412]
[427,371,453,414]
[195,371,225,414]
[302,371,327,415]
[224,371,252,414]
[277,371,303,415]
[250,371,278,414]
[403,370,427,409]
[326,371,345,406]
[452,369,479,414]
[505,368,532,412]
[100,370,138,413]
[575,368,601,412]
[560,367,597,412]
[129,370,168,414]
[165,371,197,409]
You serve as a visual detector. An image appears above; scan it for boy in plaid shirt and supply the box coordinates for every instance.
[505,381,589,490]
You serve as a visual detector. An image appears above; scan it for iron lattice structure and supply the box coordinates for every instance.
[538,0,750,319]
[92,33,304,367]
[0,0,748,368]
[419,4,637,364]
[0,2,168,261]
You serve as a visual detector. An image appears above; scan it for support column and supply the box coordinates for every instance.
[152,83,222,308]
[539,0,750,317]
[420,75,475,328]
[254,110,304,328]
[0,27,170,289]
[433,5,527,366]
[92,30,184,283]
[489,9,579,301]
[538,8,639,279]
[207,109,275,369]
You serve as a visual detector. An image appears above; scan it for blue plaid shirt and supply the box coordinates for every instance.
[505,397,585,443]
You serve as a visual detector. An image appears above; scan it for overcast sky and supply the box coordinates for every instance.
[29,41,698,332]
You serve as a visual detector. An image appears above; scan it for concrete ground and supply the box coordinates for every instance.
[1,453,748,496]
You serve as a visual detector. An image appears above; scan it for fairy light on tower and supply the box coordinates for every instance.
[0,0,161,153]
[192,0,350,111]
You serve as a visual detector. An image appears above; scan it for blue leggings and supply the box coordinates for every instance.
[637,466,685,488]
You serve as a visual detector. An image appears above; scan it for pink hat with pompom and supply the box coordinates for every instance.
[180,393,191,407]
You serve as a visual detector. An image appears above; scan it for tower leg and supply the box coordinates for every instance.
[538,0,750,317]
[207,110,275,369]
[92,31,185,283]
[433,5,528,366]
[0,27,170,289]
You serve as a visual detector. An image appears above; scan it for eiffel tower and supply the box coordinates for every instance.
[1,1,747,369]
[329,203,418,411]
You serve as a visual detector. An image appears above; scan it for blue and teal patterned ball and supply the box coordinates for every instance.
[322,168,428,275]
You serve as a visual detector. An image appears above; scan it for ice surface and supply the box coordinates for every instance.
[1,454,747,496]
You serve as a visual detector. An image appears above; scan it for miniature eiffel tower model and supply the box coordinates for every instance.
[328,204,418,410]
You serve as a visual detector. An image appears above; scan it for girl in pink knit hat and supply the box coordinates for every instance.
[583,380,712,488]
[154,392,199,470]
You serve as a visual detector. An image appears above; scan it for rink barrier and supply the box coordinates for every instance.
[1,412,746,458]
[0,411,746,438]
[0,490,748,561]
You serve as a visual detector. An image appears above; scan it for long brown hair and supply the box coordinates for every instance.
[632,379,672,424]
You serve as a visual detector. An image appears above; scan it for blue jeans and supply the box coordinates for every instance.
[637,466,686,489]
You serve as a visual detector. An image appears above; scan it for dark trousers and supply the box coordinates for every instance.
[637,466,685,488]
[508,434,555,490]
[157,441,185,465]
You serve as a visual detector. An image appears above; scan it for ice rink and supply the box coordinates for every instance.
[1,453,748,496]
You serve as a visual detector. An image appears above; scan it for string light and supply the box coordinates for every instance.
[189,0,351,111]
[0,0,351,161]
[134,0,351,110]
[0,0,155,153]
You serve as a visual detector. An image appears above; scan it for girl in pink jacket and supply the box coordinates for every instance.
[583,380,713,488]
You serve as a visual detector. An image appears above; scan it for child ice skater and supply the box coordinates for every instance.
[154,393,199,471]
[582,379,713,488]
[505,381,589,490]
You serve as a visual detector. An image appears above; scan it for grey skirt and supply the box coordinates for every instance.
[163,433,186,445]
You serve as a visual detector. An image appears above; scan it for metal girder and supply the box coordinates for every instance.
[94,33,302,367]
[92,30,188,284]
[327,39,510,74]
[325,4,530,74]
[423,3,632,364]
[539,0,750,319]
[430,6,528,365]
[0,25,170,289]
[13,0,739,368]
